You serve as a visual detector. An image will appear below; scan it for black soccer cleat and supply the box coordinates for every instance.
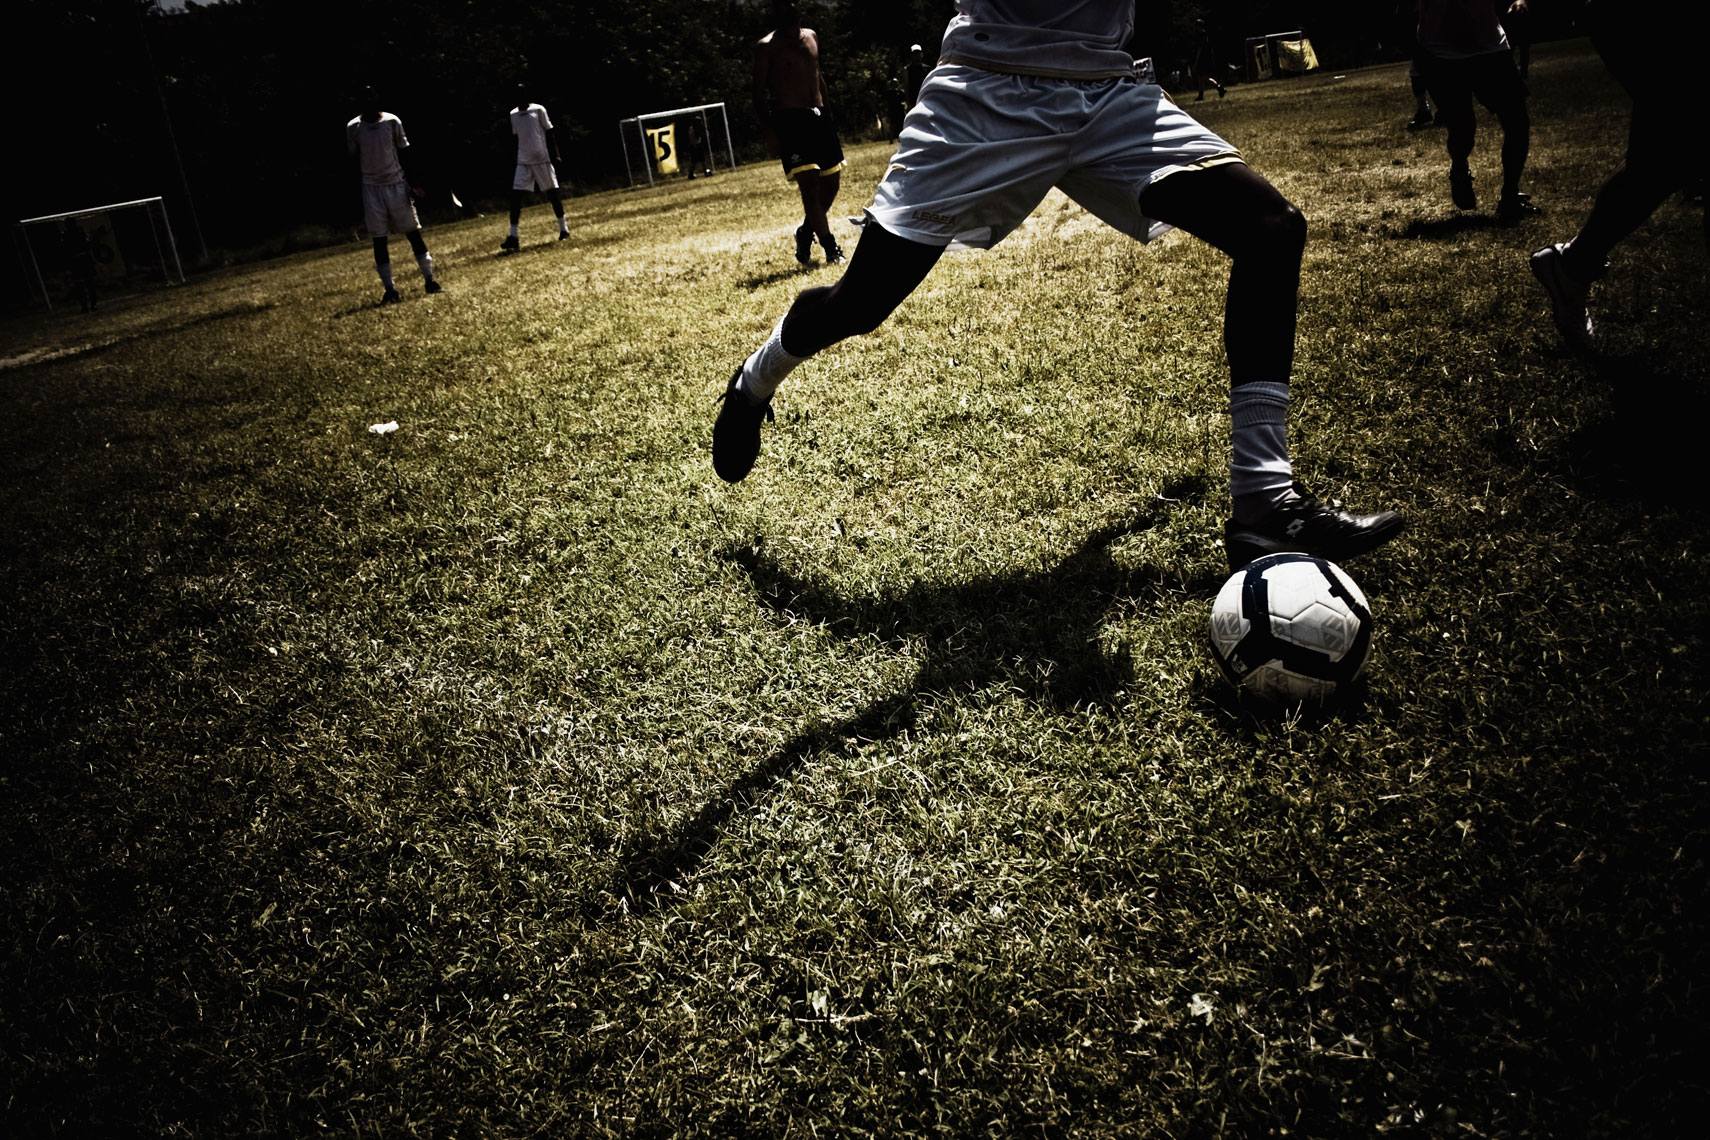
[1223,483,1405,572]
[1449,167,1476,210]
[380,288,402,306]
[794,224,813,265]
[500,234,520,252]
[822,240,846,266]
[424,278,444,295]
[1496,192,1541,224]
[712,368,774,483]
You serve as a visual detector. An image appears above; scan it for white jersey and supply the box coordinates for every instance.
[347,112,408,186]
[938,0,1135,79]
[511,104,554,164]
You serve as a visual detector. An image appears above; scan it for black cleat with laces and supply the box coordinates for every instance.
[712,368,774,483]
[1223,483,1405,572]
[794,224,813,265]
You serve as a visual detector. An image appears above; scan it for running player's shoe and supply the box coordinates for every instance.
[1223,483,1405,572]
[1496,192,1541,224]
[380,288,402,306]
[1529,242,1599,352]
[424,279,444,295]
[500,234,520,252]
[712,368,774,483]
[794,224,813,265]
[823,240,846,266]
[1450,166,1476,210]
[558,229,571,241]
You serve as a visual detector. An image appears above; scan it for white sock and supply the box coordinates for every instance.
[509,223,520,238]
[557,216,569,235]
[738,316,807,405]
[1229,382,1294,520]
[377,263,395,290]
[416,252,434,282]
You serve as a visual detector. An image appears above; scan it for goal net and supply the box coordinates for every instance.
[17,196,187,311]
[617,102,738,188]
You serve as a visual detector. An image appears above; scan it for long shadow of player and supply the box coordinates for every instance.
[608,479,1224,915]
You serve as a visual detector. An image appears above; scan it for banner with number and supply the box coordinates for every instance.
[646,124,678,175]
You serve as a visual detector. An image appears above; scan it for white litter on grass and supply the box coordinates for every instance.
[368,421,399,434]
[1189,993,1216,1025]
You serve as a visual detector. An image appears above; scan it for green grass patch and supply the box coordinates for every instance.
[2,42,1706,1138]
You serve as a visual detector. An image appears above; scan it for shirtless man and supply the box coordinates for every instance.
[754,0,846,265]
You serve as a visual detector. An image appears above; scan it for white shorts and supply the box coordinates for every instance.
[866,65,1243,249]
[362,181,420,238]
[514,161,559,191]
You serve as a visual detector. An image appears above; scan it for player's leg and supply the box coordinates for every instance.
[1139,162,1402,567]
[815,172,844,262]
[796,172,831,261]
[1407,63,1434,129]
[1531,22,1692,348]
[404,229,441,293]
[547,187,569,239]
[504,187,524,251]
[1473,55,1536,220]
[713,223,944,482]
[1423,59,1478,209]
[372,237,400,303]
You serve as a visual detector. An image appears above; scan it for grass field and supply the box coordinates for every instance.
[3,40,1707,1138]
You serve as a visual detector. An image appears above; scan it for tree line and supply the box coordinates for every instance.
[5,0,1574,283]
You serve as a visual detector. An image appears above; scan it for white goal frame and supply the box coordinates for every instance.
[17,196,187,311]
[617,102,738,188]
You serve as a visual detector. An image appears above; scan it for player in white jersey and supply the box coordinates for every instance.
[501,83,570,251]
[714,0,1403,571]
[346,88,442,304]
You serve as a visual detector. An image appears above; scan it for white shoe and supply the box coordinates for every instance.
[1529,243,1597,352]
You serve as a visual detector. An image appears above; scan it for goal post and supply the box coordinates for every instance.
[16,196,187,312]
[617,102,738,189]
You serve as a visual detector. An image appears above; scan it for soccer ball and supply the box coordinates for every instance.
[1208,553,1373,708]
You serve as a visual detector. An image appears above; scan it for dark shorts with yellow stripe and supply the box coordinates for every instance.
[777,106,845,181]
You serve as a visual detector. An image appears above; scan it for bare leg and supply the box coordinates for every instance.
[815,172,843,253]
[795,174,828,247]
[777,222,943,357]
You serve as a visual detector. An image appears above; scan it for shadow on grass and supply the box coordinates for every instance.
[610,477,1224,915]
[738,263,820,291]
[0,300,278,371]
[1394,213,1507,240]
[1549,357,1709,508]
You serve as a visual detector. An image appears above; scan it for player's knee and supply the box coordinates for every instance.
[1253,198,1306,260]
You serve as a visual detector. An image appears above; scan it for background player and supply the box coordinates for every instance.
[715,1,1403,572]
[754,0,845,266]
[1530,0,1709,350]
[501,82,570,251]
[346,87,442,304]
[1415,0,1538,222]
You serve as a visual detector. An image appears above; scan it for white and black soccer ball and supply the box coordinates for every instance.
[1208,553,1373,708]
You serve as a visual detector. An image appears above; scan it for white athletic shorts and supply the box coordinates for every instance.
[867,65,1243,249]
[514,161,559,191]
[362,181,420,238]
